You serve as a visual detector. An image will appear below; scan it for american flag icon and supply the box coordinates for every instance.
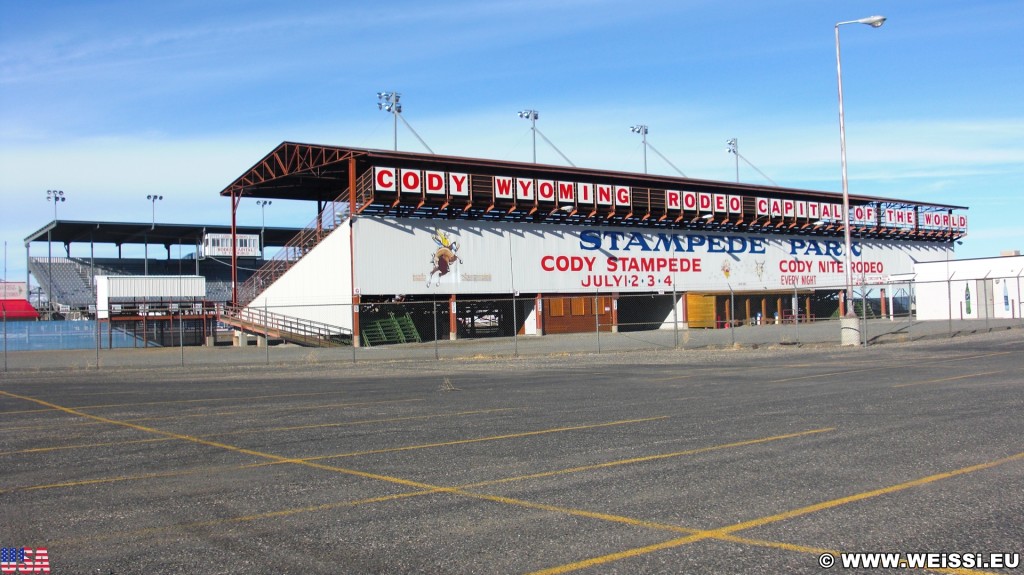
[0,548,50,573]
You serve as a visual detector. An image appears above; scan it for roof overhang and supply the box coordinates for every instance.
[24,221,302,248]
[218,142,969,242]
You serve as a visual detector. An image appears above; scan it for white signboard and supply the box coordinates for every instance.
[353,218,944,295]
[1,281,28,299]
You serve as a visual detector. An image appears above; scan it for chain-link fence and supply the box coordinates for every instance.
[3,275,1022,372]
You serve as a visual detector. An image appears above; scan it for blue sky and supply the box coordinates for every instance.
[2,0,1022,283]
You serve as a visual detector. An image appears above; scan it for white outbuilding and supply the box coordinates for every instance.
[913,253,1024,321]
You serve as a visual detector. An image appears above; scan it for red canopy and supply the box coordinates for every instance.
[0,299,39,320]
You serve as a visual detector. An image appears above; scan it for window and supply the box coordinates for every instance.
[570,297,586,316]
[549,298,565,317]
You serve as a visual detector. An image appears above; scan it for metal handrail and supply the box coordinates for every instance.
[237,169,374,306]
[223,305,351,345]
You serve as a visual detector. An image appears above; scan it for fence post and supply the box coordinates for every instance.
[1017,268,1023,327]
[595,292,601,354]
[982,273,991,332]
[180,307,186,368]
[861,281,868,347]
[947,272,955,337]
[433,298,439,361]
[672,288,679,348]
[730,285,736,347]
[791,285,797,345]
[95,310,102,369]
[511,294,518,357]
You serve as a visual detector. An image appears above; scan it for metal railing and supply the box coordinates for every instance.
[237,169,374,306]
[221,305,352,347]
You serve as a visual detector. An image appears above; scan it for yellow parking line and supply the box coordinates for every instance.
[0,389,443,491]
[893,371,1005,388]
[712,534,1007,575]
[0,399,442,452]
[56,488,442,546]
[458,428,833,489]
[0,413,663,491]
[11,385,1013,575]
[527,450,1024,574]
[0,437,172,457]
[0,397,426,432]
[0,389,365,415]
[288,417,669,462]
[769,350,1017,384]
[212,408,517,437]
[51,427,829,545]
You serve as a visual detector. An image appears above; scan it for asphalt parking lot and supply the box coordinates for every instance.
[1,330,1022,574]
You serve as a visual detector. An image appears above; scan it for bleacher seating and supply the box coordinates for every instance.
[29,256,258,312]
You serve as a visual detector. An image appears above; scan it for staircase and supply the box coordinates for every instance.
[236,169,374,307]
[361,313,422,347]
[852,299,879,319]
[220,306,352,347]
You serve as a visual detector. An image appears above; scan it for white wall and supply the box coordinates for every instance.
[246,220,353,330]
[914,255,1024,320]
[352,217,943,296]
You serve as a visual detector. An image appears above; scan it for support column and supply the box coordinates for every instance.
[348,156,360,348]
[449,294,458,340]
[535,293,544,336]
[230,188,238,306]
[351,294,361,348]
[611,292,619,333]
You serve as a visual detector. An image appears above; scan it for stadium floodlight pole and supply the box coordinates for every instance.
[836,15,885,317]
[377,92,402,151]
[47,189,66,220]
[630,125,649,173]
[727,139,739,182]
[518,110,539,163]
[145,195,163,276]
[45,190,65,318]
[257,200,272,255]
[645,140,686,178]
[377,92,434,153]
[147,194,163,229]
[727,138,777,186]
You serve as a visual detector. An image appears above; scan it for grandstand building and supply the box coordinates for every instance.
[219,142,968,347]
[23,222,301,346]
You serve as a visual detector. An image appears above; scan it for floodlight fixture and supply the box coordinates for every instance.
[46,190,66,219]
[377,91,403,150]
[519,109,539,163]
[257,200,272,253]
[631,125,649,173]
[147,194,163,228]
[726,138,739,182]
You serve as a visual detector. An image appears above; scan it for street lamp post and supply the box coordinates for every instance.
[257,200,272,256]
[630,125,649,173]
[45,190,66,318]
[835,15,885,332]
